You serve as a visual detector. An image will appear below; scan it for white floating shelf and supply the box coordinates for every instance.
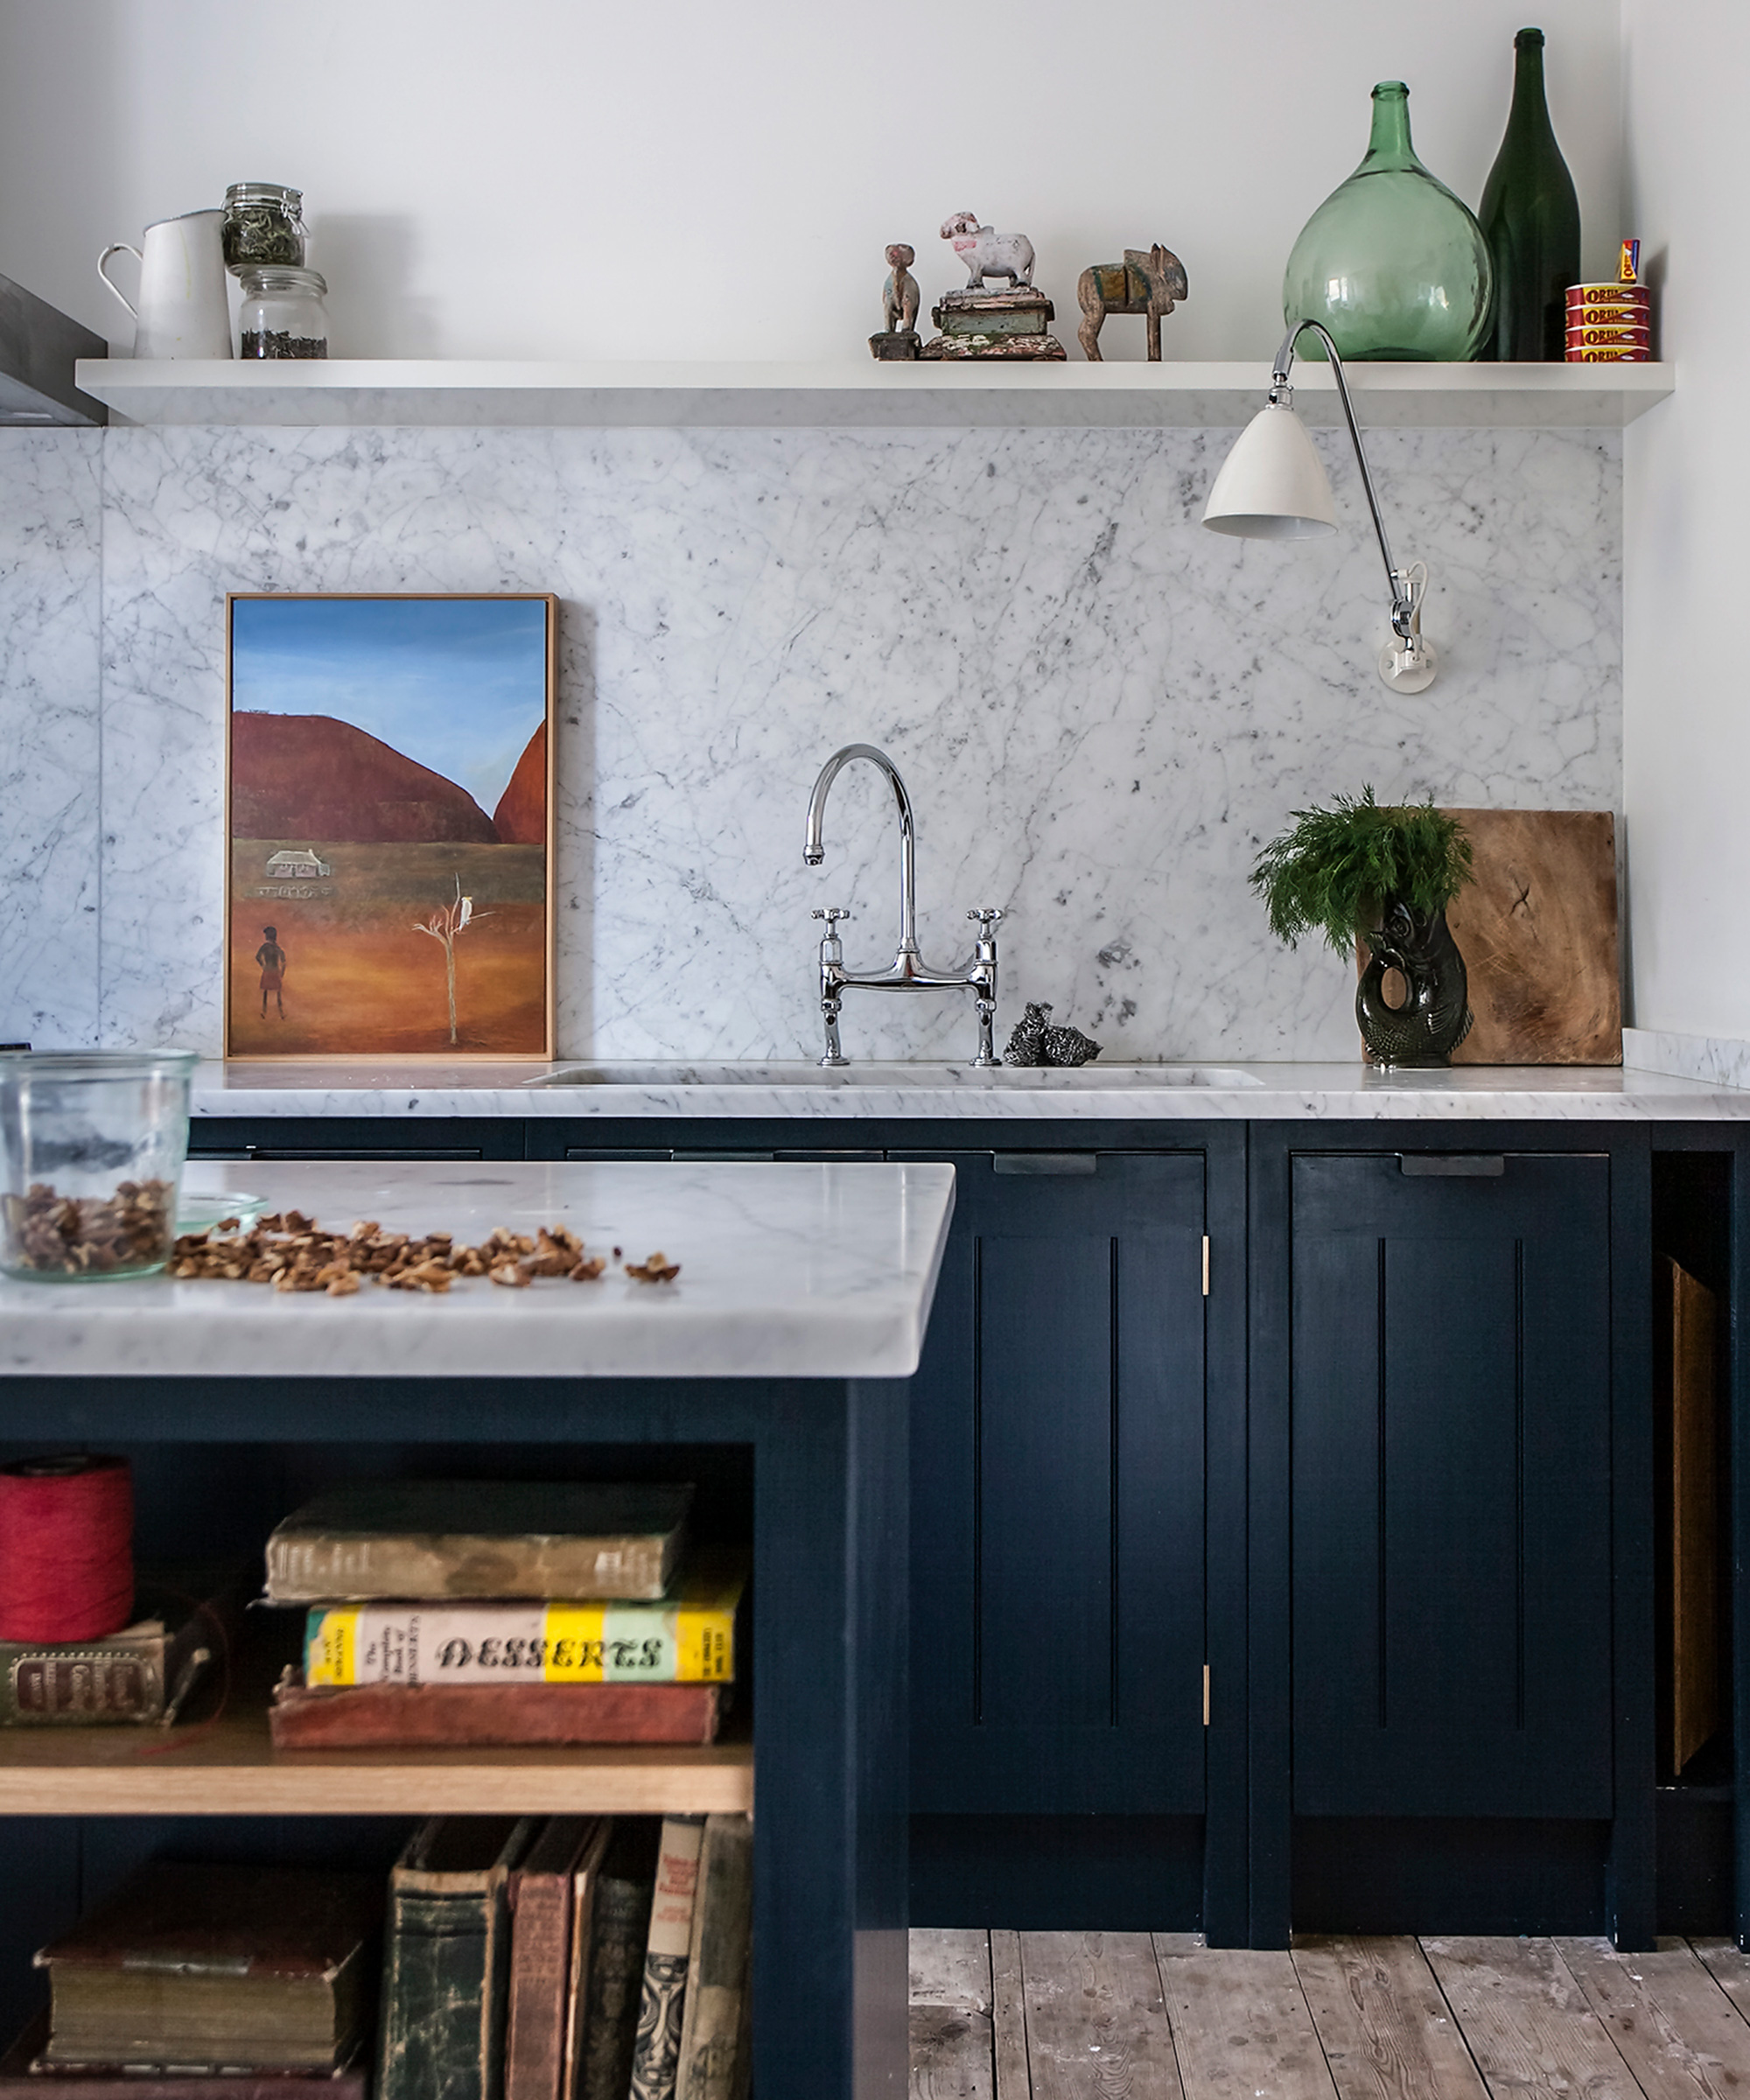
[74,357,1674,430]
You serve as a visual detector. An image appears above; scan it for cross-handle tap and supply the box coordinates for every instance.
[812,909,852,1067]
[804,743,1006,1067]
[966,910,1003,1067]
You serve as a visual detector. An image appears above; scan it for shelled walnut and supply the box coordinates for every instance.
[3,1179,174,1275]
[169,1212,677,1297]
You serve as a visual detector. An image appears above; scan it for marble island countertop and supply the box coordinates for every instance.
[0,1158,956,1380]
[187,1057,1750,1123]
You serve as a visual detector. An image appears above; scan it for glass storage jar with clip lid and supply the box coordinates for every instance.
[238,267,330,359]
[221,183,307,270]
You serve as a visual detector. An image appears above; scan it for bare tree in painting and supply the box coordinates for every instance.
[414,875,492,1046]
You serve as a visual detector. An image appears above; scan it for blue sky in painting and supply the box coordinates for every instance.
[231,597,548,815]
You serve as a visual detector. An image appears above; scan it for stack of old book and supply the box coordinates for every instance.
[261,1482,743,1748]
[4,1862,381,2100]
[376,1813,751,2100]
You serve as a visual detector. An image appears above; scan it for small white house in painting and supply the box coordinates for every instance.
[264,847,332,878]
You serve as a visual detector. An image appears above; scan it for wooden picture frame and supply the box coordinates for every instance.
[224,592,556,1060]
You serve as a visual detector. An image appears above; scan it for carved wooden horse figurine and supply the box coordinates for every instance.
[1076,244,1188,360]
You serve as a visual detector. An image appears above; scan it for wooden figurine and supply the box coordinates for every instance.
[1076,244,1188,361]
[870,242,922,360]
[883,244,920,333]
[940,211,1037,290]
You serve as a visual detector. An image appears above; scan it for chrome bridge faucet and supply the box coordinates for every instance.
[803,743,1002,1068]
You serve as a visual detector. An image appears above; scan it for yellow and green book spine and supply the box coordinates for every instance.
[304,1562,742,1688]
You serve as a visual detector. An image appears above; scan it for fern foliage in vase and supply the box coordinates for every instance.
[1251,788,1475,1068]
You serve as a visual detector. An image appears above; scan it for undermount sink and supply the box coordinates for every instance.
[523,1061,1264,1088]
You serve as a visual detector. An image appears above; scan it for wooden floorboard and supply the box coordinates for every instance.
[1152,1941,1337,2100]
[1691,1939,1750,2026]
[911,1930,996,2100]
[1291,1936,1488,2100]
[991,1930,1031,2100]
[1556,1936,1750,2100]
[1018,1932,1185,2100]
[911,1932,1750,2100]
[1420,1936,1642,2100]
[911,2003,997,2100]
[914,1928,996,2012]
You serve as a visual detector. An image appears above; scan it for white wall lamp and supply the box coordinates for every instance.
[1202,318,1436,694]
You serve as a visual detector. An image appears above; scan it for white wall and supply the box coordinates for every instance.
[0,0,1621,362]
[1621,0,1750,1039]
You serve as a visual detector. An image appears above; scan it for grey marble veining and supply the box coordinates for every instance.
[185,1057,1750,1124]
[0,1158,957,1380]
[0,430,102,1046]
[12,421,1624,1060]
[1622,1026,1750,1090]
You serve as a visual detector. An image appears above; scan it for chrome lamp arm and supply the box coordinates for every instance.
[1271,319,1432,690]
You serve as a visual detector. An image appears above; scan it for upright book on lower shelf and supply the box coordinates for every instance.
[503,1818,607,2100]
[376,1817,535,2100]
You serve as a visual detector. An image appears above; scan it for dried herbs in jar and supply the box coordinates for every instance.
[238,268,330,358]
[221,183,307,270]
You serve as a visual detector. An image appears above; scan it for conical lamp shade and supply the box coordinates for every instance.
[1202,401,1338,540]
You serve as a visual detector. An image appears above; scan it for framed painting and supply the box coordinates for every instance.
[225,593,556,1059]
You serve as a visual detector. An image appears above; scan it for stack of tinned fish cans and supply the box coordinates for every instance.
[1566,242,1650,361]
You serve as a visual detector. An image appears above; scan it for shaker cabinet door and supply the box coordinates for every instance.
[1290,1151,1614,1818]
[900,1151,1208,1815]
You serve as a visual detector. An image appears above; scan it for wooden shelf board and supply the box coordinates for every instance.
[74,357,1675,430]
[0,1706,752,1815]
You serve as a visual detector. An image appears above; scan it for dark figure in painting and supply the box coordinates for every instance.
[256,927,286,1018]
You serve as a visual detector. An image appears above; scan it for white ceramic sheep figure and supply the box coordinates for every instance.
[940,211,1036,290]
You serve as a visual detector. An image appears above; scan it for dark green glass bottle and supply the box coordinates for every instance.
[1479,27,1580,360]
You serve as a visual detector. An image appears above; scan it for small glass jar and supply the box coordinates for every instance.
[221,183,307,270]
[238,268,330,359]
[0,1051,199,1281]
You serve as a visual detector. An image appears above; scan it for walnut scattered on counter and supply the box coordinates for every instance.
[626,1251,682,1283]
[4,1178,175,1275]
[168,1212,663,1298]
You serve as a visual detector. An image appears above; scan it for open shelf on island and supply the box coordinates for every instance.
[74,357,1675,430]
[0,1705,752,1816]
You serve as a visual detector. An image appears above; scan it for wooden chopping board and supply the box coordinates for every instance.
[1359,808,1621,1065]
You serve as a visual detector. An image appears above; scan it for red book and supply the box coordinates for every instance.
[268,1676,724,1748]
[505,1819,611,2100]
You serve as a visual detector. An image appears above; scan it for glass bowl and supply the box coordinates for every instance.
[0,1052,200,1281]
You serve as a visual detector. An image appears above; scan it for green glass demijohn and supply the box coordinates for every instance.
[1283,80,1494,360]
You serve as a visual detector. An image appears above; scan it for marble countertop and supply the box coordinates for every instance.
[187,1058,1750,1123]
[0,1159,956,1381]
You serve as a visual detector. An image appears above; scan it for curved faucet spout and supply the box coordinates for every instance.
[804,743,919,956]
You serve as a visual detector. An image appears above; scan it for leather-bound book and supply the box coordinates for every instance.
[504,1820,606,2100]
[626,1817,706,2100]
[0,2013,368,2098]
[574,1821,658,2100]
[32,1864,381,2073]
[376,1818,536,2100]
[270,1677,724,1749]
[674,1816,752,2100]
[265,1484,694,1604]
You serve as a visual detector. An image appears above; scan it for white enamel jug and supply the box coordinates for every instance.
[98,209,233,359]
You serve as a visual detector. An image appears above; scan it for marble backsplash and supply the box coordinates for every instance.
[0,422,1621,1061]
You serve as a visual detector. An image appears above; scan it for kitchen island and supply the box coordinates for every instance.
[172,1059,1750,1955]
[0,1158,956,2100]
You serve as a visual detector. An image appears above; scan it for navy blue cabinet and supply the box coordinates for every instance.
[1290,1152,1614,1818]
[897,1151,1208,1816]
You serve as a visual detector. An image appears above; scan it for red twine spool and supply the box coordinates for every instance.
[0,1454,134,1642]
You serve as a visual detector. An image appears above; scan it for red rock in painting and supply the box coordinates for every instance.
[493,721,547,846]
[231,714,498,844]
